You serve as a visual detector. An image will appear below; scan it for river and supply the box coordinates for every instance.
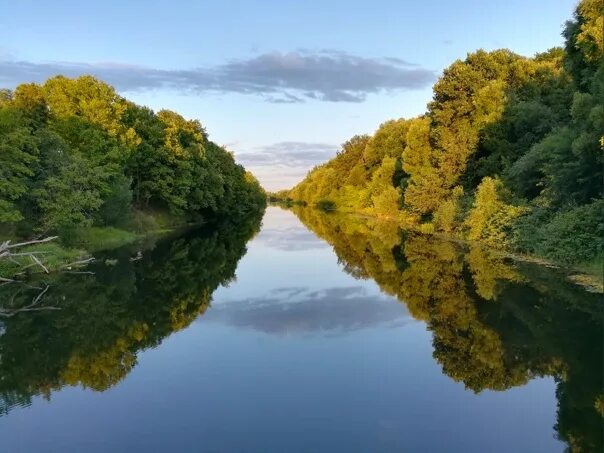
[0,206,601,452]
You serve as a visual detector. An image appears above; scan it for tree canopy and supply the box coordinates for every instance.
[288,0,603,266]
[0,76,266,236]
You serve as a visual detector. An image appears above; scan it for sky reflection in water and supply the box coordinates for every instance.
[0,207,601,452]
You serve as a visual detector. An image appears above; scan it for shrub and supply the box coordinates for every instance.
[465,177,527,248]
[315,199,336,211]
[535,200,604,265]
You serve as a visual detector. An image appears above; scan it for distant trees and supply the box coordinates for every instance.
[288,0,603,266]
[0,76,266,235]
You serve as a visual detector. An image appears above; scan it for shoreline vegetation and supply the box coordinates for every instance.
[1,75,267,279]
[268,200,603,293]
[273,0,603,288]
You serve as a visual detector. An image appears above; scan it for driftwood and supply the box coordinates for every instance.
[0,285,60,317]
[0,236,59,281]
[60,257,96,269]
[0,237,94,317]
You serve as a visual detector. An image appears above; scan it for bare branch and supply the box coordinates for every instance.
[3,236,58,250]
[0,285,59,318]
[60,257,96,269]
[30,254,49,274]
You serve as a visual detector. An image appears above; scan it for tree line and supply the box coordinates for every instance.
[287,0,603,267]
[0,75,266,237]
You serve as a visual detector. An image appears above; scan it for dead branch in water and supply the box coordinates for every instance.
[1,236,58,251]
[0,285,60,317]
[60,257,96,269]
[0,237,59,275]
[1,236,95,279]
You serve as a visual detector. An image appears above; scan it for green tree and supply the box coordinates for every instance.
[0,107,38,222]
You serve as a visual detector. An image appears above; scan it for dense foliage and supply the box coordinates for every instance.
[0,76,265,236]
[292,206,603,452]
[288,0,603,266]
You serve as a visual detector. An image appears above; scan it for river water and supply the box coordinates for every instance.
[0,206,601,452]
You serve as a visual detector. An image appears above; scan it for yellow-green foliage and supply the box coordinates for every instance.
[575,0,604,63]
[362,119,410,169]
[157,109,206,157]
[0,75,266,234]
[402,117,445,215]
[433,186,464,233]
[465,177,526,248]
[368,156,400,216]
[42,75,139,146]
[286,1,602,265]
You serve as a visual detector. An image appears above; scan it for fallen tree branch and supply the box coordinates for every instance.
[0,285,60,317]
[2,237,56,279]
[2,236,58,250]
[1,236,94,281]
[30,254,49,274]
[60,257,96,269]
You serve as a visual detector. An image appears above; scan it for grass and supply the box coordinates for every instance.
[0,242,88,279]
[127,208,195,234]
[568,257,604,293]
[1,209,200,280]
[62,227,140,252]
[574,257,604,276]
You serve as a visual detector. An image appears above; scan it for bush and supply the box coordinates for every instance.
[534,200,604,265]
[315,199,336,211]
[465,177,527,248]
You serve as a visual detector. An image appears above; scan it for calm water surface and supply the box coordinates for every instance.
[0,207,601,452]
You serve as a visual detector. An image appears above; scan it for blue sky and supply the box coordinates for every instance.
[0,0,577,189]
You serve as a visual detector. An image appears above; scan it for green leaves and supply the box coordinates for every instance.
[0,107,39,222]
[0,76,266,233]
[33,154,113,229]
[286,1,602,267]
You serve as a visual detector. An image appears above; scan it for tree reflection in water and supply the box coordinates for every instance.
[0,211,262,415]
[291,206,603,453]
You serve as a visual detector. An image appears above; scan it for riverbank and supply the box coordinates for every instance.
[276,203,603,294]
[0,209,204,279]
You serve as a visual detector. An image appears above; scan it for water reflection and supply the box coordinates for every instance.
[204,286,412,335]
[0,206,601,452]
[254,207,329,251]
[0,212,262,415]
[290,206,603,452]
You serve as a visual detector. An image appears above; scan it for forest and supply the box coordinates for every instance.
[284,0,603,270]
[0,75,266,256]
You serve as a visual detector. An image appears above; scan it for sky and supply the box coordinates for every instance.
[0,0,578,190]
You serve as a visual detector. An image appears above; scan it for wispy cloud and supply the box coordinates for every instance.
[204,286,413,335]
[236,141,337,167]
[234,141,338,190]
[0,50,435,103]
[256,225,328,251]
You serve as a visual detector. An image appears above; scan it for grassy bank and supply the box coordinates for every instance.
[0,209,202,280]
[0,242,89,278]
